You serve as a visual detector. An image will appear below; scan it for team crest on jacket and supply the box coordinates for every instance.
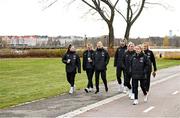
[140,57,144,62]
[102,52,105,56]
[73,55,76,59]
[147,52,151,58]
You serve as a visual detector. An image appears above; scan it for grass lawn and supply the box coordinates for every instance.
[0,58,180,109]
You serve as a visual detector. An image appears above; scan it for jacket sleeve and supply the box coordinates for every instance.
[144,55,151,75]
[92,51,96,67]
[82,51,86,71]
[122,53,126,69]
[106,50,110,66]
[62,54,67,64]
[151,51,157,71]
[114,48,118,67]
[76,54,81,73]
[129,56,133,76]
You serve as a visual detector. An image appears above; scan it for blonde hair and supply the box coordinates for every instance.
[136,44,143,51]
[97,41,103,48]
[127,42,134,47]
[87,43,93,47]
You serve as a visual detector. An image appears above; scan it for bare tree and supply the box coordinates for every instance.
[40,0,119,48]
[116,0,170,40]
[81,0,119,48]
[116,0,146,40]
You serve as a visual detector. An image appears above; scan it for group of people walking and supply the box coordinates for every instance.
[62,40,157,105]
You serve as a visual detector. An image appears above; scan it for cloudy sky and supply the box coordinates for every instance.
[0,0,179,38]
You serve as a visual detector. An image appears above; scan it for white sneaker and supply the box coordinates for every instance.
[133,99,138,105]
[128,89,132,98]
[73,85,76,92]
[144,93,148,102]
[130,93,135,100]
[123,87,128,93]
[89,88,93,92]
[69,87,74,94]
[118,84,123,92]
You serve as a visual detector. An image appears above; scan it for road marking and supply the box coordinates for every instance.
[143,106,155,113]
[57,93,127,118]
[57,73,179,118]
[151,74,179,86]
[172,91,179,95]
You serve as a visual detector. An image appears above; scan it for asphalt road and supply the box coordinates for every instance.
[75,71,180,117]
[0,66,180,118]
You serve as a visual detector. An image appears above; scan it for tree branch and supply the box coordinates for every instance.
[145,2,168,9]
[42,0,59,11]
[81,0,97,11]
[115,8,127,22]
[131,0,146,25]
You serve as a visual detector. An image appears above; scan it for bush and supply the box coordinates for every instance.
[0,48,86,58]
[163,52,180,60]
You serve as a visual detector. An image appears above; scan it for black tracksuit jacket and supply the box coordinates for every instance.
[83,50,94,71]
[130,52,150,80]
[62,51,81,73]
[93,48,110,71]
[114,46,127,68]
[122,50,135,74]
[144,49,157,72]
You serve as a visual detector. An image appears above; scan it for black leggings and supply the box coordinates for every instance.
[132,79,147,99]
[66,72,76,87]
[124,73,132,90]
[95,70,108,91]
[86,69,94,88]
[116,67,126,85]
[145,72,151,92]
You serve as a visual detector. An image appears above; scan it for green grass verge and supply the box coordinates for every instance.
[0,58,179,109]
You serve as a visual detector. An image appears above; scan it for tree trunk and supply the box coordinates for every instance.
[108,23,114,49]
[124,23,131,40]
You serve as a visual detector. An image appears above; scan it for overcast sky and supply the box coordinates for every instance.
[0,0,179,38]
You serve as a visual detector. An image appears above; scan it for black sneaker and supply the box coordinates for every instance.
[84,88,89,93]
[105,87,108,92]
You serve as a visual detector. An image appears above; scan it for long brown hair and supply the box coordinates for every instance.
[66,44,72,53]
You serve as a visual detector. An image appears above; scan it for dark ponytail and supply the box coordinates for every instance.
[66,44,72,53]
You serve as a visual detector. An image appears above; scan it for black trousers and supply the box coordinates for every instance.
[132,79,147,99]
[124,73,132,90]
[86,69,94,88]
[66,72,76,87]
[145,71,151,92]
[95,70,108,91]
[116,67,126,85]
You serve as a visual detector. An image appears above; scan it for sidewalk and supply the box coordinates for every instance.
[0,66,180,118]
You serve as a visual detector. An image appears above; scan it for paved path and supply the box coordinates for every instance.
[75,70,180,117]
[0,66,180,118]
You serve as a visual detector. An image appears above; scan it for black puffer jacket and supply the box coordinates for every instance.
[83,50,94,70]
[130,52,150,80]
[114,46,127,68]
[93,48,110,71]
[62,51,81,73]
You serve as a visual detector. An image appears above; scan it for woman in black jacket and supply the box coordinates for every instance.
[83,43,95,93]
[122,42,135,98]
[130,45,150,105]
[62,44,81,94]
[93,41,110,94]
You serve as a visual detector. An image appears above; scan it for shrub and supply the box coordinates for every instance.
[163,52,180,60]
[0,48,85,58]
